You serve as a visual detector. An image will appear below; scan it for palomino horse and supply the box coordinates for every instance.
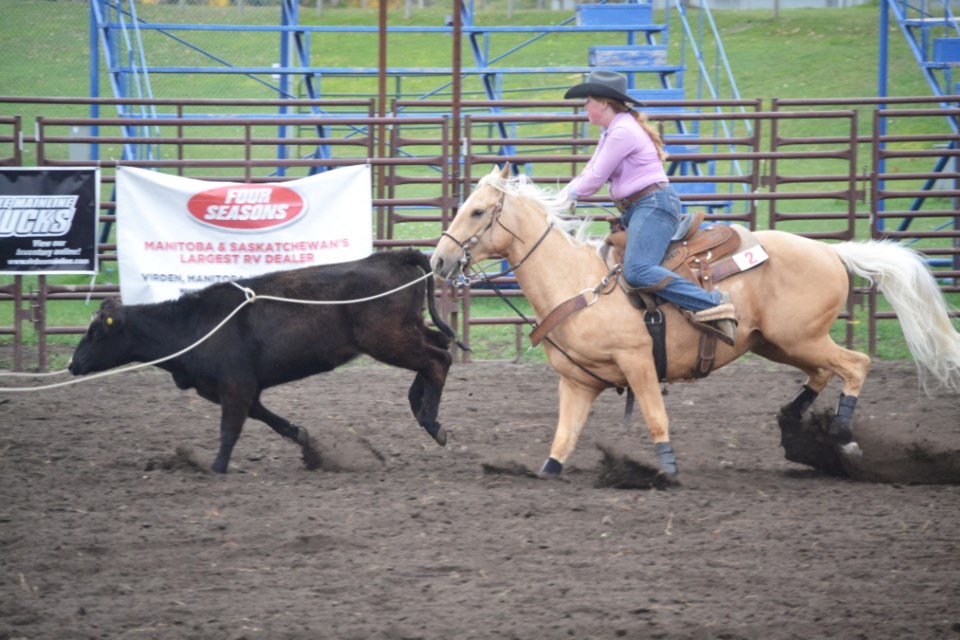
[432,164,960,479]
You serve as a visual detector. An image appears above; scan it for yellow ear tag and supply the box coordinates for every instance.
[106,317,113,326]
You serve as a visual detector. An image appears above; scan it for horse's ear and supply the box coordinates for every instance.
[499,162,511,179]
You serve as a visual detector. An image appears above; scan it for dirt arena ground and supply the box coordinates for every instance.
[2,354,960,640]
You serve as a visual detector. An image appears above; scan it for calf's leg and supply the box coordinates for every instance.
[210,377,260,474]
[213,401,248,474]
[365,332,452,445]
[401,352,450,445]
[249,398,322,470]
[409,331,453,445]
[413,356,450,445]
[407,327,455,422]
[407,372,426,424]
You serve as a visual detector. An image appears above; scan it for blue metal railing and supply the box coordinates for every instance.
[878,0,960,245]
[90,0,747,206]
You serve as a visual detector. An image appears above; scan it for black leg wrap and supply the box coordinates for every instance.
[539,457,563,477]
[779,385,819,420]
[654,442,679,476]
[829,394,858,445]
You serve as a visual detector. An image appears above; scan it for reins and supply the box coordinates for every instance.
[448,187,626,392]
[480,263,626,392]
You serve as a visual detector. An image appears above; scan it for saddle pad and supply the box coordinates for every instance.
[705,226,768,284]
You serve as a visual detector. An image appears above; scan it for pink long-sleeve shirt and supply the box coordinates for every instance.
[567,111,668,201]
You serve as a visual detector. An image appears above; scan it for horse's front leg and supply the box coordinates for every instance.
[539,376,603,477]
[620,357,677,477]
[636,388,677,476]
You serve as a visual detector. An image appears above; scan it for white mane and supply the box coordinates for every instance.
[478,171,598,245]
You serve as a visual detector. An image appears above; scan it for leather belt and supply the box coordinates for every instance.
[615,181,668,214]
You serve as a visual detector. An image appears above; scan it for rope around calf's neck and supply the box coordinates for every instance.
[0,271,435,393]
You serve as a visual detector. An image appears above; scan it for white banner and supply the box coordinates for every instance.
[116,165,373,304]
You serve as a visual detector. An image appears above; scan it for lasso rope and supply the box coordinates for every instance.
[0,270,434,393]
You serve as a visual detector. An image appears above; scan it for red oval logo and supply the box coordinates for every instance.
[187,185,306,231]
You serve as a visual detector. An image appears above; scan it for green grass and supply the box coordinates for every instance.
[1,0,958,368]
[0,1,932,107]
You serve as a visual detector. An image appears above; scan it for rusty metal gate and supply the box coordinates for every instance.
[1,95,958,369]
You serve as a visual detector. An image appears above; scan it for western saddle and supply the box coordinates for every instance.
[601,211,764,378]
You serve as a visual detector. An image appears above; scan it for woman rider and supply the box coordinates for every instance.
[561,70,737,346]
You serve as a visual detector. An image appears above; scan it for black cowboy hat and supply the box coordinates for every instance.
[564,70,638,105]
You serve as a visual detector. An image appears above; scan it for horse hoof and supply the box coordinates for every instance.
[828,424,853,446]
[839,441,863,459]
[655,471,681,489]
[538,457,563,478]
[829,394,858,445]
[654,442,679,476]
[658,463,679,477]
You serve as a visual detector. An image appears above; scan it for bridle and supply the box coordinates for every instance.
[440,185,626,394]
[441,189,553,289]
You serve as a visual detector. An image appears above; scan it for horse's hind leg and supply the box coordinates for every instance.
[755,342,850,411]
[754,338,871,449]
[780,383,821,420]
[757,352,836,420]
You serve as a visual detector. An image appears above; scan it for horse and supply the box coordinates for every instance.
[431,164,960,480]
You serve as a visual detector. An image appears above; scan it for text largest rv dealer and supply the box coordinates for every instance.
[178,252,315,264]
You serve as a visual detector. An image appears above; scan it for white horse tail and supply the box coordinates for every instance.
[831,240,960,395]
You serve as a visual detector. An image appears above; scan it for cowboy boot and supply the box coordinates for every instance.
[713,291,738,347]
[692,291,738,347]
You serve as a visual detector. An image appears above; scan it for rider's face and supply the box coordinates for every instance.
[585,97,611,127]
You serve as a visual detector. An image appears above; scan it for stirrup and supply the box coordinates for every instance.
[709,319,738,347]
[689,292,738,347]
[692,302,737,323]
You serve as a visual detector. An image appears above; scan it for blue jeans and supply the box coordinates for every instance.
[621,185,721,312]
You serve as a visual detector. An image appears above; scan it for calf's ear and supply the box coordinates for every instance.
[100,297,123,314]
